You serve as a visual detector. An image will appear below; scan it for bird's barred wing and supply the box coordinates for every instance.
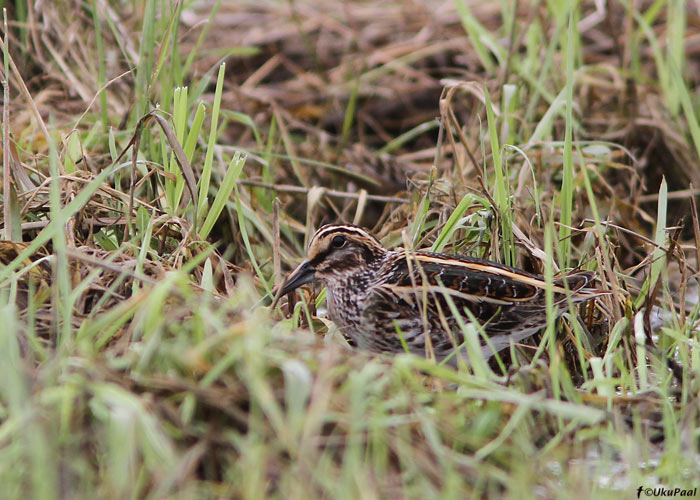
[372,251,600,333]
[382,252,541,302]
[383,251,598,304]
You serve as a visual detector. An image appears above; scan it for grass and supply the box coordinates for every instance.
[1,0,699,498]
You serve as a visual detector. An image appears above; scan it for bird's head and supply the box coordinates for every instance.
[275,224,387,300]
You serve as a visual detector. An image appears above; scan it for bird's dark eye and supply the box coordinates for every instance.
[331,235,346,248]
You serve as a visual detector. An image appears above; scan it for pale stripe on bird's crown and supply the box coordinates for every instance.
[311,224,382,246]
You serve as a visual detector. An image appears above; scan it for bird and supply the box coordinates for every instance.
[273,223,604,364]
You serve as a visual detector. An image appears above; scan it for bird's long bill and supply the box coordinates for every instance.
[270,261,315,309]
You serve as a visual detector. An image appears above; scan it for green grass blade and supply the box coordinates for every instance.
[559,5,576,267]
[198,63,226,218]
[200,152,247,239]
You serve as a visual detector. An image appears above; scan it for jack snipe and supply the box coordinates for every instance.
[275,224,604,363]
